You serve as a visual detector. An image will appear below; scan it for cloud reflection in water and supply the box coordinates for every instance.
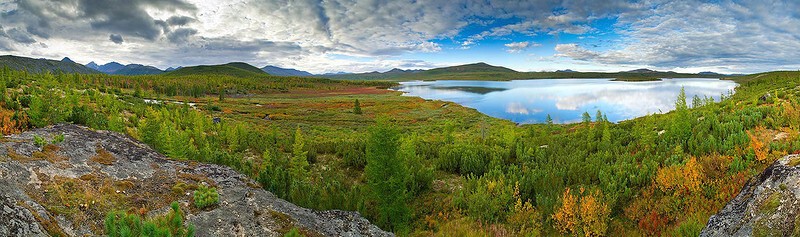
[394,78,737,124]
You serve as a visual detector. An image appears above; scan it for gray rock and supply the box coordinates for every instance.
[0,124,392,237]
[701,155,800,236]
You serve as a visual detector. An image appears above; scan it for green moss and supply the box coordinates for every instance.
[759,191,782,215]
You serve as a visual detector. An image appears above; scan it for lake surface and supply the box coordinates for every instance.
[393,78,737,124]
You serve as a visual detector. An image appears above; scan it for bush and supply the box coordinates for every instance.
[105,201,194,237]
[193,184,219,209]
[52,133,65,144]
[33,134,47,148]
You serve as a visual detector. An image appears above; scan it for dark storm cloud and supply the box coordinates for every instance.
[166,16,195,26]
[167,28,197,43]
[6,28,36,44]
[109,34,123,44]
[77,0,196,40]
[11,0,196,41]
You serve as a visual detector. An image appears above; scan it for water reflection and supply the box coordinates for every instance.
[394,78,737,124]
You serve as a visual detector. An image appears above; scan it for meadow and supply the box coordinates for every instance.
[2,65,799,236]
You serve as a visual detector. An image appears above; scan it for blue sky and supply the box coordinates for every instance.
[1,0,799,74]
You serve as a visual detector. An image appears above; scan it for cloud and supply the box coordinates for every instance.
[166,16,195,26]
[167,28,197,43]
[10,0,196,41]
[0,0,798,74]
[109,34,123,44]
[6,28,36,44]
[553,0,800,73]
[505,41,539,53]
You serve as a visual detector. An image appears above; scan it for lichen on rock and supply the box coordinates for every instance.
[0,124,392,237]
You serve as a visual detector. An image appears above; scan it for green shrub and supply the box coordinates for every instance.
[33,135,47,148]
[52,133,65,144]
[105,201,194,237]
[193,184,219,209]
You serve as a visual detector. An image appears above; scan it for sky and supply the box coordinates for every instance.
[0,0,799,74]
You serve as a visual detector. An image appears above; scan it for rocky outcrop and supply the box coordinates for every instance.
[701,155,800,236]
[0,124,391,237]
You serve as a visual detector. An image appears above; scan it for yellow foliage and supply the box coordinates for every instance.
[553,187,579,234]
[553,187,610,236]
[507,183,541,236]
[580,190,610,237]
[747,130,768,163]
[655,157,704,195]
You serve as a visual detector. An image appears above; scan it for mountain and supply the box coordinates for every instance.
[85,61,164,75]
[556,69,577,73]
[323,62,516,80]
[385,68,423,74]
[86,61,100,70]
[165,66,182,72]
[166,62,267,77]
[113,64,163,75]
[625,68,659,73]
[261,65,313,76]
[0,55,100,74]
[426,62,517,74]
[87,62,125,74]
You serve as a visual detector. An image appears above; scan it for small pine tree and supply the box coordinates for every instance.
[581,112,591,124]
[675,86,688,110]
[546,114,553,125]
[218,87,225,102]
[353,99,362,114]
[290,127,309,181]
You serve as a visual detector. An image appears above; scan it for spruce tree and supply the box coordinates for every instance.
[353,99,362,114]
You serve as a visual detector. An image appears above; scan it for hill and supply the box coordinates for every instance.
[166,62,267,77]
[324,63,718,81]
[113,64,163,75]
[0,55,100,74]
[261,65,313,76]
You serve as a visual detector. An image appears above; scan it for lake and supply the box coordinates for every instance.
[393,78,738,124]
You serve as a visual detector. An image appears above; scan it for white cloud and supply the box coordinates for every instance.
[505,41,540,53]
[553,0,800,73]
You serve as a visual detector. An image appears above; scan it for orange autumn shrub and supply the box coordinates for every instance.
[747,130,768,163]
[0,108,27,135]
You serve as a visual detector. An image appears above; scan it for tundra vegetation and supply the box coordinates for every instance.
[1,65,799,236]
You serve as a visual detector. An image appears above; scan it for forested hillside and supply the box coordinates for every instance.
[0,65,798,236]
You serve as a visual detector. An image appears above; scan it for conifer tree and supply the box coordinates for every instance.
[353,99,362,114]
[289,127,309,181]
[365,118,410,231]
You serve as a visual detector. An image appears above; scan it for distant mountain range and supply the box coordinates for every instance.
[0,55,742,80]
[0,55,100,74]
[86,61,163,75]
[323,63,733,81]
[260,65,313,76]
